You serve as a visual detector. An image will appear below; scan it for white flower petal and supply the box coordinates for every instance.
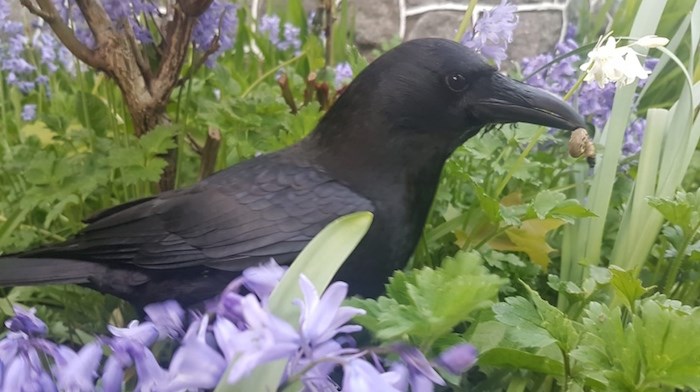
[635,35,669,48]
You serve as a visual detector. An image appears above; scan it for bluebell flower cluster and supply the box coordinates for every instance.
[192,0,239,67]
[21,104,37,122]
[521,25,656,156]
[0,259,477,391]
[0,0,73,94]
[461,0,518,68]
[259,14,302,53]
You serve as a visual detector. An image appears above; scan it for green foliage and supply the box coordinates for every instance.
[573,298,700,391]
[350,251,505,348]
[475,272,700,392]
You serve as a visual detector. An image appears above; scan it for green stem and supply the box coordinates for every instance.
[0,76,12,157]
[427,209,473,242]
[472,225,510,250]
[494,72,587,197]
[240,52,306,99]
[663,223,700,293]
[561,347,571,391]
[453,0,479,42]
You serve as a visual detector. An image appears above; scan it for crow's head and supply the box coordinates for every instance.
[316,38,585,153]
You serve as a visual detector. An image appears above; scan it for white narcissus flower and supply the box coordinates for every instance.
[580,35,666,88]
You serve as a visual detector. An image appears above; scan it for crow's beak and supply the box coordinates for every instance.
[472,72,586,131]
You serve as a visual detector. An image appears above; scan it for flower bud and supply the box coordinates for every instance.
[635,35,669,48]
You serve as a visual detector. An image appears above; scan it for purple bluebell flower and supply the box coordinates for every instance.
[165,316,226,390]
[5,306,46,335]
[296,275,365,347]
[101,356,125,392]
[395,345,445,387]
[220,294,300,383]
[435,343,478,375]
[334,62,353,88]
[623,118,646,156]
[21,104,37,122]
[461,0,518,67]
[242,258,287,300]
[53,342,102,391]
[144,299,186,339]
[107,320,159,346]
[259,14,281,46]
[342,358,402,392]
[128,343,167,390]
[279,22,301,51]
[2,353,58,392]
[126,315,225,391]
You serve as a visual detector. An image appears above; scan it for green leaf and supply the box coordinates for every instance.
[547,200,597,223]
[493,296,558,348]
[139,126,177,155]
[478,348,565,376]
[532,191,566,219]
[647,189,700,234]
[573,298,700,391]
[473,182,501,223]
[609,266,648,311]
[494,284,580,352]
[352,251,505,345]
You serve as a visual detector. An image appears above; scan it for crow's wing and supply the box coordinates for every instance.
[32,153,374,272]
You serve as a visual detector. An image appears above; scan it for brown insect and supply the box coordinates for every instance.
[569,127,596,167]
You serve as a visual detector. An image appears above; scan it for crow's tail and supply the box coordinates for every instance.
[0,257,101,286]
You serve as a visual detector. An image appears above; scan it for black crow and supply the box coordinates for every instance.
[0,38,585,307]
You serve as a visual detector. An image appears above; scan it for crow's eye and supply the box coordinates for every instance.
[446,73,469,92]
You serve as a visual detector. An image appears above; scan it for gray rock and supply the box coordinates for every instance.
[406,0,566,7]
[406,11,463,41]
[354,0,402,48]
[507,10,563,61]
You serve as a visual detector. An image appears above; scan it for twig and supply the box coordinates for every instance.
[316,81,329,110]
[199,127,221,179]
[21,0,101,69]
[304,72,317,105]
[186,133,203,153]
[323,0,334,68]
[277,74,298,114]
[153,0,213,100]
[175,10,227,87]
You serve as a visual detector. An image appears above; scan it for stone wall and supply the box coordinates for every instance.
[258,0,577,62]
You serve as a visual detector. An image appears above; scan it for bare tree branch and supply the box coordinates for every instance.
[121,18,152,88]
[176,10,226,87]
[74,0,114,44]
[21,0,102,69]
[152,3,197,100]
